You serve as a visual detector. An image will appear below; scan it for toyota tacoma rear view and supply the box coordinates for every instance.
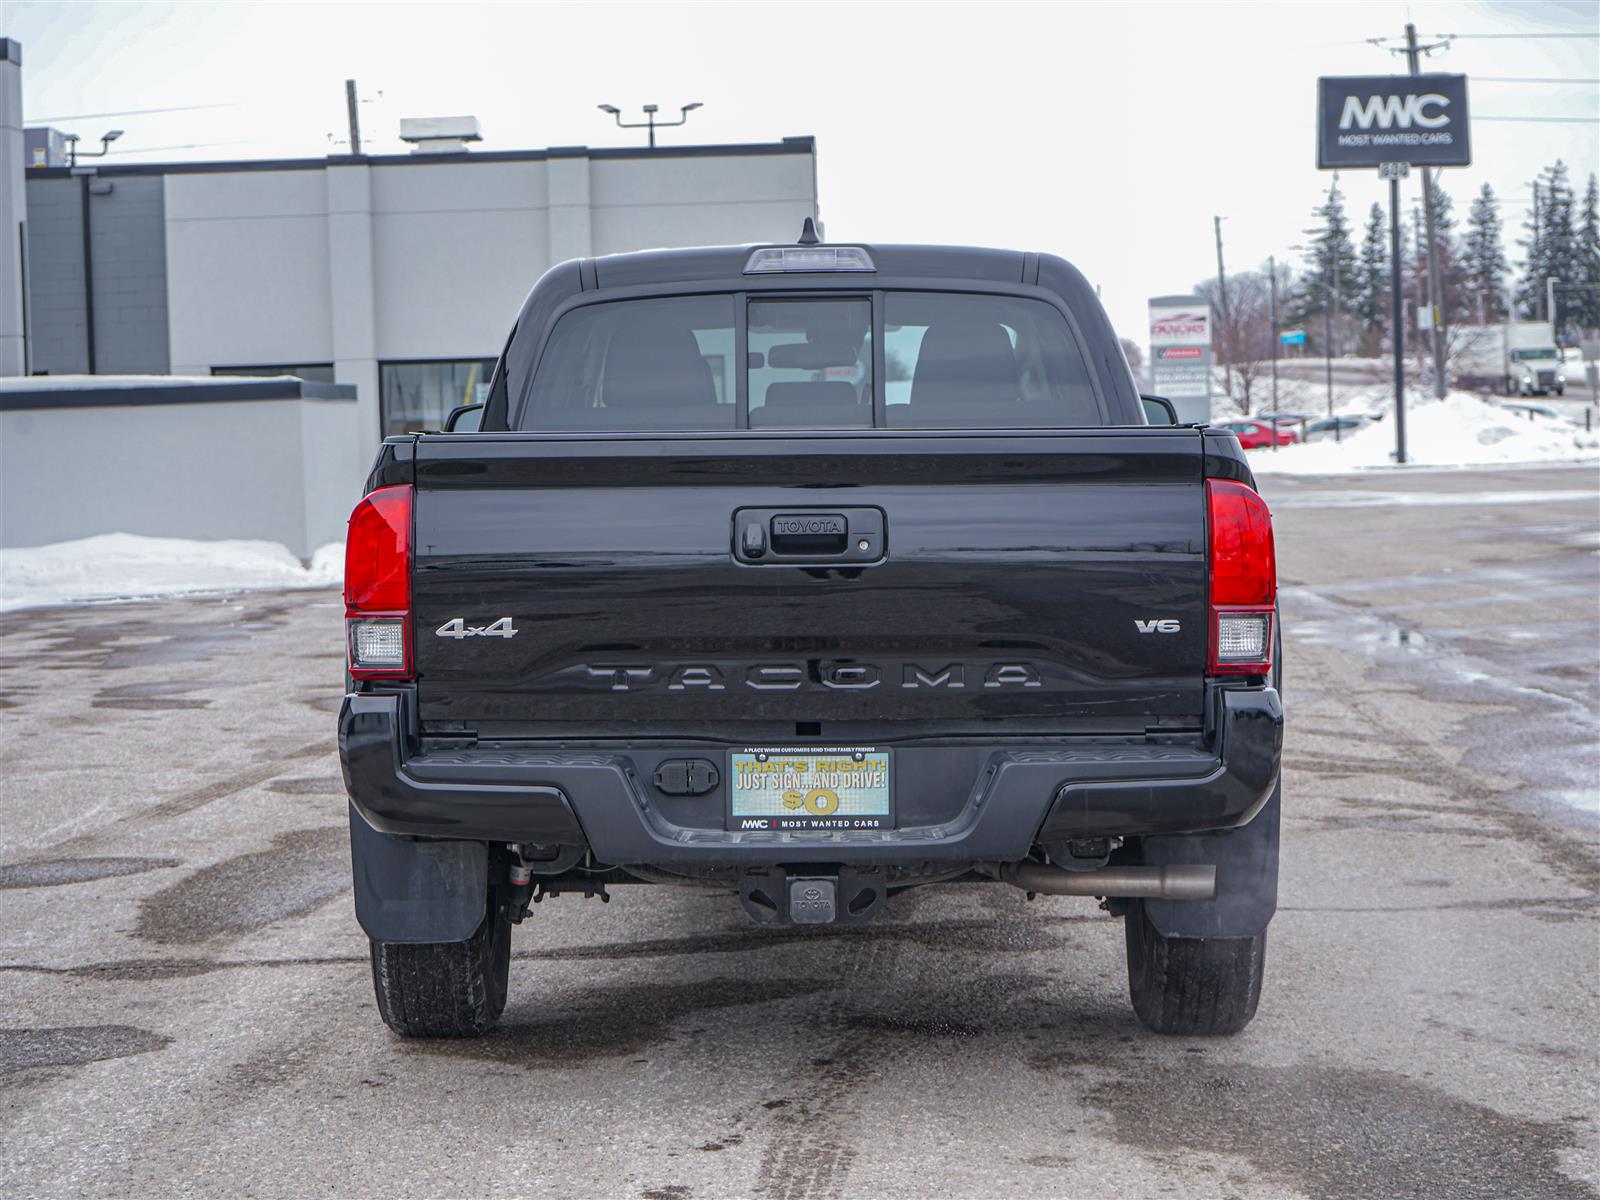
[338,229,1284,1040]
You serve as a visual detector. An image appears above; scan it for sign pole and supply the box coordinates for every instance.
[1383,163,1409,464]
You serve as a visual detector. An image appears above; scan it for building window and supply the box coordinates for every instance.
[212,364,337,383]
[380,359,496,437]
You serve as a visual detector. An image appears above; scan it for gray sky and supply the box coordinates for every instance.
[6,0,1597,345]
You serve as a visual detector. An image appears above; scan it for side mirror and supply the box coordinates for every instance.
[443,403,484,432]
[1140,394,1179,425]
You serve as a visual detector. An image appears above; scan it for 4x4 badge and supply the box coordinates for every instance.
[436,617,519,640]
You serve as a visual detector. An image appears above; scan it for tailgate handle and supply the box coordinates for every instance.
[770,513,848,556]
[732,507,886,565]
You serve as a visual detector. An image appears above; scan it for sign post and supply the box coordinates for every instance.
[1317,72,1470,464]
[1147,296,1213,424]
[1379,161,1410,464]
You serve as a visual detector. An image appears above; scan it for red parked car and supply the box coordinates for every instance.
[1218,419,1297,449]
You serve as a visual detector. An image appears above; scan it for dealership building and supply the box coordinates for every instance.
[0,42,820,440]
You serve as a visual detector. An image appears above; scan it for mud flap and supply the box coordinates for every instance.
[1138,781,1279,939]
[348,803,488,943]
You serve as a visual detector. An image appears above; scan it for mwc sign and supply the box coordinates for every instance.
[1318,74,1470,168]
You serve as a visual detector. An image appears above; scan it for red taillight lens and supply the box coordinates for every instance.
[345,484,413,680]
[1207,478,1276,676]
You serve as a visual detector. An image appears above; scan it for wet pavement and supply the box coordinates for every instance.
[1,463,1596,1199]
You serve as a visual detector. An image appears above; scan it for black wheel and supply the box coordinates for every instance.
[1124,900,1265,1035]
[369,899,512,1038]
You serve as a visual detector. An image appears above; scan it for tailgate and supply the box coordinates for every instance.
[410,431,1208,736]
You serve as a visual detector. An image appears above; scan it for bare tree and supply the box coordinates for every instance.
[1120,337,1146,388]
[1196,272,1277,415]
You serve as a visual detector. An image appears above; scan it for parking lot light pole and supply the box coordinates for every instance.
[597,102,703,147]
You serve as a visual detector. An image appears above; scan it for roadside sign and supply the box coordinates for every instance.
[1280,330,1307,347]
[1317,74,1471,169]
[1148,296,1212,423]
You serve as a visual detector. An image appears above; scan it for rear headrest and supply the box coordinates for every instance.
[751,380,865,428]
[910,321,1019,408]
[602,321,716,409]
[761,380,859,408]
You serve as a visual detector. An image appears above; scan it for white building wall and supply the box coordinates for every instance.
[164,169,333,372]
[154,143,817,442]
[369,160,550,358]
[0,393,361,556]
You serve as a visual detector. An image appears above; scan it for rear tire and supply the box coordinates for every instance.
[369,899,512,1038]
[1124,900,1265,1036]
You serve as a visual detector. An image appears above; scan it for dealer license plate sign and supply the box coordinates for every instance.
[728,748,892,831]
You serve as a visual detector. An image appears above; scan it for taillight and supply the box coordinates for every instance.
[1206,478,1275,676]
[345,484,413,680]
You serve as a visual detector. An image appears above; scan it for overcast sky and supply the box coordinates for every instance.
[5,0,1596,345]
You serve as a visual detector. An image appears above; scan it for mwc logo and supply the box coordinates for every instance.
[1339,93,1450,131]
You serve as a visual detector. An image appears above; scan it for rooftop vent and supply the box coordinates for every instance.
[398,116,482,154]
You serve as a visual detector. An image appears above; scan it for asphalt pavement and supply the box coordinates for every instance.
[1,463,1596,1199]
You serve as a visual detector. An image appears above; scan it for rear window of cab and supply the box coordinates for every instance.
[516,291,1103,431]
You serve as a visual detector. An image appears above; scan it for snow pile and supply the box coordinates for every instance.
[1251,391,1599,474]
[0,533,343,612]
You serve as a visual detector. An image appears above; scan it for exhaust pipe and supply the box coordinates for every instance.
[995,862,1216,901]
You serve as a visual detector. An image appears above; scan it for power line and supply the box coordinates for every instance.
[1434,31,1600,39]
[1474,76,1600,84]
[103,139,265,156]
[1475,114,1600,123]
[24,101,243,123]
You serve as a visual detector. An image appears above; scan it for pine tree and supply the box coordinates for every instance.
[1291,182,1362,353]
[1461,183,1510,324]
[1576,173,1600,332]
[1519,160,1577,325]
[1356,202,1387,331]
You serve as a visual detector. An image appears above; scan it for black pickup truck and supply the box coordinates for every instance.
[339,231,1283,1040]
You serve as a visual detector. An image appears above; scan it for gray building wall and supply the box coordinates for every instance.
[0,40,24,375]
[85,175,170,374]
[23,174,171,374]
[21,177,86,373]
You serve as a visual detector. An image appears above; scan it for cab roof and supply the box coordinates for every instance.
[590,242,1032,290]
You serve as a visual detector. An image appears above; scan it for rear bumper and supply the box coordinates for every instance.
[339,687,1281,866]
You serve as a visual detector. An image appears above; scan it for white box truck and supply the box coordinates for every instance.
[1453,321,1567,396]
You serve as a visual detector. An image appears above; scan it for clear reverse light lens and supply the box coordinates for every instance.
[744,246,875,273]
[1215,612,1270,662]
[350,618,406,668]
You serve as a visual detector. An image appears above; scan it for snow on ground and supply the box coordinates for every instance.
[1248,390,1599,474]
[0,534,343,612]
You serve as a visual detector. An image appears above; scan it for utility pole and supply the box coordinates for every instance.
[1268,255,1279,413]
[1412,206,1427,374]
[1402,22,1451,397]
[1213,216,1230,316]
[345,80,362,156]
[1547,276,1559,334]
[1209,216,1235,390]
